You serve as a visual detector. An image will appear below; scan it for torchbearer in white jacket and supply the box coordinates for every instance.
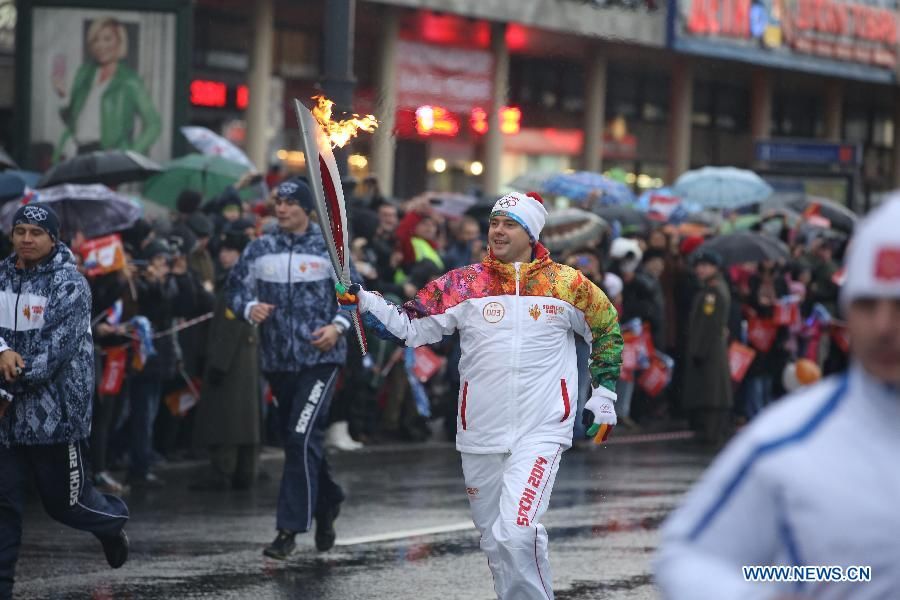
[337,191,623,599]
[654,197,900,599]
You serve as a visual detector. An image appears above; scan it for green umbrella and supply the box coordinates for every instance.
[720,214,762,233]
[142,153,252,208]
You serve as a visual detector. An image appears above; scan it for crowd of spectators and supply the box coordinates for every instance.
[3,171,848,494]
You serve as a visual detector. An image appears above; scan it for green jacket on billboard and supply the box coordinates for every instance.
[53,61,162,162]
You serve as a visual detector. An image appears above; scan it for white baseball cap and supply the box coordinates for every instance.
[840,196,900,307]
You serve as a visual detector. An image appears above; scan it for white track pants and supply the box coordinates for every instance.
[461,441,564,600]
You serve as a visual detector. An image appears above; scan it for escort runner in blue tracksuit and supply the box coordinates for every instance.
[0,205,129,600]
[655,198,900,599]
[228,178,354,559]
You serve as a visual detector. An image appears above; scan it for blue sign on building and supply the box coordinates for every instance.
[755,140,862,167]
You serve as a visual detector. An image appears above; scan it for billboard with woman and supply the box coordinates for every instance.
[23,5,180,169]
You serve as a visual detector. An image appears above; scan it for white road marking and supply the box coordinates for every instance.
[603,430,694,445]
[336,521,476,546]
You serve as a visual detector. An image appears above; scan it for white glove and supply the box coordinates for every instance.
[583,386,617,442]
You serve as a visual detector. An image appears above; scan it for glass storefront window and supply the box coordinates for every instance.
[872,112,893,149]
[714,85,748,132]
[509,57,583,114]
[843,105,868,144]
[607,67,638,119]
[691,81,712,127]
[641,74,669,123]
[773,93,821,138]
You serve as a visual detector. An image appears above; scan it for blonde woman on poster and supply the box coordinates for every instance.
[52,16,161,162]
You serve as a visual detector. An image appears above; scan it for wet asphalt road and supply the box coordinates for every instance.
[13,436,714,599]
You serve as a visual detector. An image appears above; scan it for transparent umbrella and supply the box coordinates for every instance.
[1,184,142,239]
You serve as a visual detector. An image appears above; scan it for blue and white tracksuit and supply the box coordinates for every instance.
[226,224,351,533]
[226,222,352,373]
[0,244,128,599]
[655,364,900,599]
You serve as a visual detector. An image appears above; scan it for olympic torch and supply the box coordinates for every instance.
[294,96,377,355]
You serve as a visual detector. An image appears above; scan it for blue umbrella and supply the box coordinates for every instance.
[673,167,773,210]
[0,147,18,170]
[543,171,636,206]
[0,171,41,203]
[506,171,556,193]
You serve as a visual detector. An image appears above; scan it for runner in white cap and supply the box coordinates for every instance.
[654,198,900,598]
[338,191,623,599]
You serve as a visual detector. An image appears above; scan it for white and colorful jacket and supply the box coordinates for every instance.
[359,244,622,453]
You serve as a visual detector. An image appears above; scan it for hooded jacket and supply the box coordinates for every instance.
[226,223,353,372]
[359,243,623,453]
[0,243,94,446]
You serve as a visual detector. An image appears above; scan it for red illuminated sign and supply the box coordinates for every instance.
[190,80,227,108]
[415,106,459,137]
[500,107,522,134]
[470,107,488,135]
[236,85,249,110]
[468,107,521,135]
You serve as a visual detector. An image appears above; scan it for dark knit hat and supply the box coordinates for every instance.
[275,177,314,213]
[186,213,213,238]
[642,248,667,264]
[176,189,203,215]
[220,231,250,253]
[12,203,60,240]
[142,239,173,261]
[691,248,723,268]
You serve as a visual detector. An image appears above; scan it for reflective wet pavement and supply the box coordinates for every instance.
[13,438,714,599]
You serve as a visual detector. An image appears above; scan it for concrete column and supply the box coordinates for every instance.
[323,0,357,178]
[484,22,509,197]
[371,6,399,197]
[893,97,900,189]
[668,58,693,182]
[245,0,274,172]
[750,68,773,140]
[582,49,607,173]
[824,80,843,141]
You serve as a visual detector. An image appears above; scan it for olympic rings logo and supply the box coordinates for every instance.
[278,182,299,196]
[497,197,518,209]
[23,206,48,221]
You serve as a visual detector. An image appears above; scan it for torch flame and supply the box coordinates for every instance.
[311,95,378,148]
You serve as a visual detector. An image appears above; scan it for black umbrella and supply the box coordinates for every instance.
[693,232,790,266]
[0,147,18,171]
[38,150,162,188]
[593,205,651,235]
[766,193,857,234]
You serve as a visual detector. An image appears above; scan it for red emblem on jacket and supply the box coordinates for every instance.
[874,247,900,281]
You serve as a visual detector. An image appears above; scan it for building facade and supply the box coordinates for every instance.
[6,0,900,211]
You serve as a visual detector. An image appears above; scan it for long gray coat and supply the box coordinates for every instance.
[683,276,733,411]
[194,279,260,447]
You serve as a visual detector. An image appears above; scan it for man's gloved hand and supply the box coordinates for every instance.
[583,386,617,443]
[335,282,361,312]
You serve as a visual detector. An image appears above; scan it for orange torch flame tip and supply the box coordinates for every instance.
[310,95,378,149]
